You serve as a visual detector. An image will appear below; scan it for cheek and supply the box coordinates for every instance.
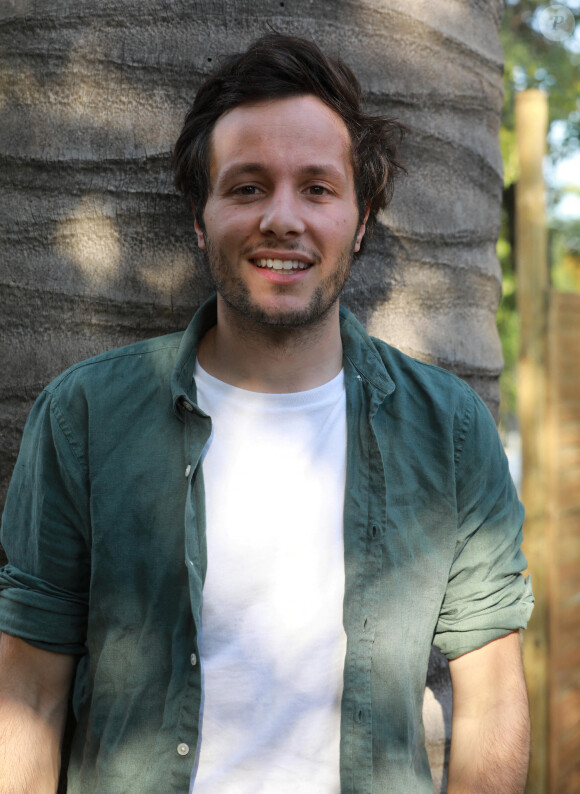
[206,208,256,245]
[332,212,361,242]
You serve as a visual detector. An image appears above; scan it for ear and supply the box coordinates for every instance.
[194,219,206,250]
[353,204,370,253]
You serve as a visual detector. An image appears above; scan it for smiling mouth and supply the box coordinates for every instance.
[253,258,312,272]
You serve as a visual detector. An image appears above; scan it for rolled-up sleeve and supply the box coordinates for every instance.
[434,387,534,659]
[0,386,90,655]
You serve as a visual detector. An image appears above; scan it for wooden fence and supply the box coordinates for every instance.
[546,290,580,793]
[514,90,580,793]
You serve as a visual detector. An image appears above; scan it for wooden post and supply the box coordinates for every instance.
[515,89,550,793]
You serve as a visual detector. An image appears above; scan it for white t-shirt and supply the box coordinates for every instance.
[191,362,347,793]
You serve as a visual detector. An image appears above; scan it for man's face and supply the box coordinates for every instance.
[195,94,367,328]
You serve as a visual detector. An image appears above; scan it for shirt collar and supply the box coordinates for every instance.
[170,295,396,417]
[339,304,395,401]
[171,294,218,418]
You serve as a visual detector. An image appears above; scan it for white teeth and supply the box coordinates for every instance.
[254,258,310,271]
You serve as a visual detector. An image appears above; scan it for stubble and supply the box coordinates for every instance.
[203,235,357,331]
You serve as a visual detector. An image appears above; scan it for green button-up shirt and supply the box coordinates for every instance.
[0,297,533,793]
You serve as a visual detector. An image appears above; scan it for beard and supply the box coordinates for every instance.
[203,236,356,330]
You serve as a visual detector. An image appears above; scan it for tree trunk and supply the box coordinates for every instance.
[0,2,505,790]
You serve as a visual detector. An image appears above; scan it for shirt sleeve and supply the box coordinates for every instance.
[433,386,534,660]
[0,387,90,655]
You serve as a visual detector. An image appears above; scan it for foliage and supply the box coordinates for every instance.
[501,0,580,180]
[551,216,580,288]
[498,0,580,428]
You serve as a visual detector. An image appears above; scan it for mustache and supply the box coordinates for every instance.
[241,242,321,264]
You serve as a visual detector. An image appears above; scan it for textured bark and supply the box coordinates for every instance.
[0,1,506,790]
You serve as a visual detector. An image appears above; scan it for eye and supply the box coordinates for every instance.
[233,185,262,196]
[305,184,330,196]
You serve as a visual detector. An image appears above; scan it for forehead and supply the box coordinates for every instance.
[208,94,354,182]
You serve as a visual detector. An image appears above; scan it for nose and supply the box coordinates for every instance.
[259,186,306,239]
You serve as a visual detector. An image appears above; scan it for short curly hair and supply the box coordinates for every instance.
[173,33,406,244]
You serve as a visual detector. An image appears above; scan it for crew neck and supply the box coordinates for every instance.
[194,359,344,408]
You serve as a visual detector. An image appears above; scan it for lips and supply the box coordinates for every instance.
[253,258,312,272]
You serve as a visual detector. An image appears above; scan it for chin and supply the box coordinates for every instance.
[223,288,337,330]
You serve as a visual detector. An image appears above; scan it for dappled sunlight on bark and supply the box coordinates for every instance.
[54,196,122,284]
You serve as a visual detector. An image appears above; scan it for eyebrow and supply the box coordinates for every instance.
[215,162,347,187]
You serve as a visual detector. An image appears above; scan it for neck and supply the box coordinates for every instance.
[197,297,343,393]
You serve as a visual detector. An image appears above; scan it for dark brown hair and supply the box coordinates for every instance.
[173,33,405,243]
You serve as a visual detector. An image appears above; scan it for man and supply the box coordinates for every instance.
[0,34,533,793]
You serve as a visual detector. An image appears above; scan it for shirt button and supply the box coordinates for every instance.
[182,400,194,412]
[177,743,190,756]
[185,464,191,477]
[190,653,197,666]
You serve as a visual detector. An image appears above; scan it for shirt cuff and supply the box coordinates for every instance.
[434,573,534,660]
[0,564,88,654]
